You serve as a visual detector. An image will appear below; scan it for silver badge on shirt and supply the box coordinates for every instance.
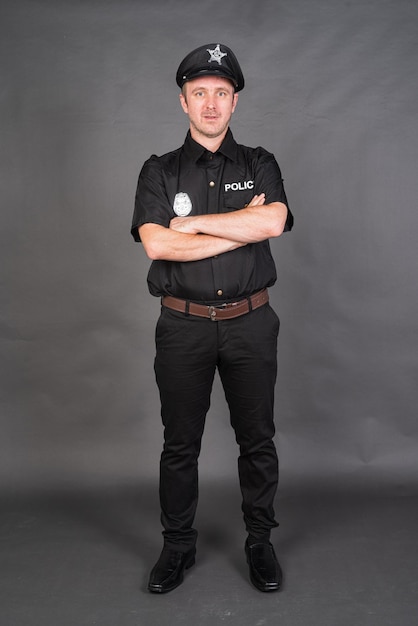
[173,192,192,216]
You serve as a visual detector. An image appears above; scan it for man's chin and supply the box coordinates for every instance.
[201,125,227,139]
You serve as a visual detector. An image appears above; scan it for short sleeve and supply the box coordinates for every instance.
[254,150,294,232]
[130,156,172,242]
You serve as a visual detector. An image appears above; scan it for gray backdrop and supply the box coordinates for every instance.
[1,0,417,493]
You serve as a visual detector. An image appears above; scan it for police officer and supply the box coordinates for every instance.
[131,43,293,593]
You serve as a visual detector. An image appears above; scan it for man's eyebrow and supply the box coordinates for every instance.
[190,85,233,93]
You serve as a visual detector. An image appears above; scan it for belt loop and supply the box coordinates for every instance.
[185,300,190,316]
[247,296,253,312]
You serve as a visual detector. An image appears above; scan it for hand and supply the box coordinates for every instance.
[246,193,266,207]
[169,216,199,233]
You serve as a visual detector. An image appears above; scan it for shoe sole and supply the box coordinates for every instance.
[249,573,282,592]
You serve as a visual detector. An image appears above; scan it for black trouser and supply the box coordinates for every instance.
[154,302,280,552]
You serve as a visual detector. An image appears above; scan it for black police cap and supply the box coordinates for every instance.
[176,43,245,92]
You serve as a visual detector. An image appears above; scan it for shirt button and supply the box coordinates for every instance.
[209,181,215,187]
[217,289,223,296]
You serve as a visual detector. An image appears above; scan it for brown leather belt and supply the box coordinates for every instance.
[161,289,269,321]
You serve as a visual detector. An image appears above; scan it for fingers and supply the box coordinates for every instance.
[170,217,186,231]
[247,193,265,207]
[170,216,197,233]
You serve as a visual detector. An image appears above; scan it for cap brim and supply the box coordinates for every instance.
[186,68,237,86]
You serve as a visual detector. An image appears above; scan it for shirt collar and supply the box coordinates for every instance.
[218,128,238,162]
[183,128,238,163]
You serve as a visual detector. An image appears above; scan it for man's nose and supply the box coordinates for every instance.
[205,96,216,108]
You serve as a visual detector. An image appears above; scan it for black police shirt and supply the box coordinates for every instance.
[131,129,293,303]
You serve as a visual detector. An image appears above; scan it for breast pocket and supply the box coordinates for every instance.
[222,190,254,213]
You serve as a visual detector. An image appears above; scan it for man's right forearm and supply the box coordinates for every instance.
[139,223,245,262]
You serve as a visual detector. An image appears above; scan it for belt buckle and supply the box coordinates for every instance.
[208,305,218,321]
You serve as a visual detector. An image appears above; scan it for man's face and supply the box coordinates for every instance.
[179,76,238,143]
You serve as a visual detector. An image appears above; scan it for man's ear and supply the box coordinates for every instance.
[179,93,188,114]
[232,92,239,113]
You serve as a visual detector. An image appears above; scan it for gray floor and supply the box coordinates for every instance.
[1,481,417,626]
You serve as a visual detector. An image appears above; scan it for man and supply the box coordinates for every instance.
[131,43,293,594]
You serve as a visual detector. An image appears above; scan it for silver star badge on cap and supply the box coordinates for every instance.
[207,44,227,66]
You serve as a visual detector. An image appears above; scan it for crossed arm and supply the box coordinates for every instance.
[139,194,288,262]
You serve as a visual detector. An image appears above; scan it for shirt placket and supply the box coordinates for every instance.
[205,154,226,300]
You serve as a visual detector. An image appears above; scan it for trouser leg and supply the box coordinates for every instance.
[217,304,280,540]
[154,308,217,551]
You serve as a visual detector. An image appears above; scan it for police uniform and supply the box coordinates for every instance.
[131,44,293,592]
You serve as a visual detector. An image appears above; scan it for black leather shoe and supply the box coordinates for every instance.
[245,541,283,592]
[148,547,196,593]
